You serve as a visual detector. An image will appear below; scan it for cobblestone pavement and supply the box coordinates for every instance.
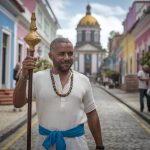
[0,103,36,131]
[1,85,150,150]
[0,102,36,142]
[100,85,150,123]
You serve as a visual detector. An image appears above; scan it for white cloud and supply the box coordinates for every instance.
[91,3,126,17]
[57,29,76,45]
[48,0,70,20]
[56,14,83,46]
[94,14,123,48]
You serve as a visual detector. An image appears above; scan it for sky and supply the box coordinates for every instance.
[49,0,134,49]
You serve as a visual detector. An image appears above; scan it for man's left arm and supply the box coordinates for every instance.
[86,109,104,150]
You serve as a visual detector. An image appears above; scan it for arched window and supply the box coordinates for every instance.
[82,30,85,42]
[91,30,95,42]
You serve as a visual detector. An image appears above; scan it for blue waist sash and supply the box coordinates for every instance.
[39,123,85,150]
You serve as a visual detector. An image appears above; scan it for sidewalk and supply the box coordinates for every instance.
[0,102,36,142]
[100,85,150,124]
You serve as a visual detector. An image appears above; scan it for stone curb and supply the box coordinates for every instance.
[100,86,150,124]
[0,112,36,143]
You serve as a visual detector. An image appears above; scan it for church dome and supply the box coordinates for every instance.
[78,4,99,27]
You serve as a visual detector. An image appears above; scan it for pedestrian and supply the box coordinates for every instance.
[137,64,150,112]
[13,63,22,112]
[13,37,104,150]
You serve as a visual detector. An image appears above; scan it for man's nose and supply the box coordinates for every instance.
[64,53,69,59]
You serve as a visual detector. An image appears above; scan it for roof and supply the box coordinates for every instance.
[77,4,99,27]
[10,0,25,12]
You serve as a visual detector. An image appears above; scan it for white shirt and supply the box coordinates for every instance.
[137,70,149,89]
[32,69,96,150]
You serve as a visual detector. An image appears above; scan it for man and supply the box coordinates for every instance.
[13,37,104,150]
[137,64,150,112]
[13,63,22,112]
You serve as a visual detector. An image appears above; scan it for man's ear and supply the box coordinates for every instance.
[48,52,53,60]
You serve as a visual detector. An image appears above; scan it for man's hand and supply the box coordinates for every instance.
[95,145,105,150]
[22,56,37,75]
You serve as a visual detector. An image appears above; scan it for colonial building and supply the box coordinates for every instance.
[0,0,59,105]
[0,0,25,89]
[74,4,106,75]
[0,0,59,89]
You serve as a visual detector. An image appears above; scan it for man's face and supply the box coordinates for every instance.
[49,42,74,73]
[143,66,150,73]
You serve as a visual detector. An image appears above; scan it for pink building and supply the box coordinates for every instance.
[15,0,36,63]
[123,1,150,73]
[15,0,60,65]
[132,4,150,72]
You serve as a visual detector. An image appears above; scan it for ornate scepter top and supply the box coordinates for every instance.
[24,12,41,51]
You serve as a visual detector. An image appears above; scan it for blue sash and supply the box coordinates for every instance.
[39,123,85,150]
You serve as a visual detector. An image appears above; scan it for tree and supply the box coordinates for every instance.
[105,69,120,82]
[140,51,150,67]
[109,31,120,38]
[34,58,52,73]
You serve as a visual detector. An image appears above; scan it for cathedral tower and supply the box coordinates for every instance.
[74,4,106,75]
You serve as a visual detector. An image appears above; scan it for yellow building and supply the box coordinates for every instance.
[122,34,135,73]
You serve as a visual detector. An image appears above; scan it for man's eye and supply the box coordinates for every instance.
[59,53,65,56]
[68,52,73,56]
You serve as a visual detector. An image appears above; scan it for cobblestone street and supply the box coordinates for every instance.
[0,85,150,150]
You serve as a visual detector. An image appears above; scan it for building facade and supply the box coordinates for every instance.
[0,0,59,89]
[132,4,150,73]
[74,4,106,75]
[0,0,24,88]
[105,1,150,90]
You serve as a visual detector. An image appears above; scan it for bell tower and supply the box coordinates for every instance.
[74,4,106,75]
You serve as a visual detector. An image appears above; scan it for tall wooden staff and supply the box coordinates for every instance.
[24,13,41,150]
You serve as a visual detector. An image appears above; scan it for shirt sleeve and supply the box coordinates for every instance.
[83,78,96,113]
[137,71,142,77]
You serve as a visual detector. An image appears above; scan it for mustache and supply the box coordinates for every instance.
[62,61,72,64]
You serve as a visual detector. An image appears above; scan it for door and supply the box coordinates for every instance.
[1,33,8,87]
[84,54,91,75]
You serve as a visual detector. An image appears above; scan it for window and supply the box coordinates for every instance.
[82,31,85,42]
[37,8,42,28]
[126,62,128,74]
[148,46,150,52]
[85,54,91,63]
[142,50,144,57]
[91,30,94,42]
[2,33,8,84]
[130,57,132,73]
[18,44,22,63]
[137,53,139,72]
[44,18,49,36]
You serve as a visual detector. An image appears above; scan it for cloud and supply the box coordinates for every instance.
[56,14,83,45]
[48,0,70,21]
[93,14,123,48]
[91,3,126,18]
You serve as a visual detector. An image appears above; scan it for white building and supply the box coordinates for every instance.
[74,4,106,75]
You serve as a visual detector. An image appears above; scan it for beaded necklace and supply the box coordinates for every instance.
[50,69,73,97]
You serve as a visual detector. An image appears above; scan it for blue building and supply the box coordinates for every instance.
[0,1,24,89]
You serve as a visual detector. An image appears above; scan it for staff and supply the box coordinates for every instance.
[24,12,41,150]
